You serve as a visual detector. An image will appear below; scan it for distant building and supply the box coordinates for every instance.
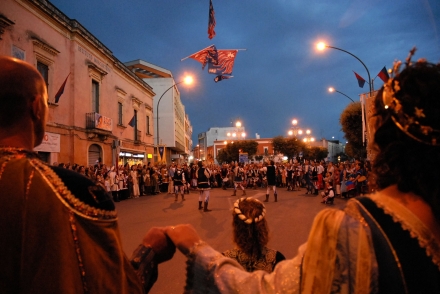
[125,60,193,163]
[197,126,247,161]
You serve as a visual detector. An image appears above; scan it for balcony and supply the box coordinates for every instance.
[86,112,113,131]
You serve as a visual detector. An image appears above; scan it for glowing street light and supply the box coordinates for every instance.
[316,42,372,95]
[227,120,246,141]
[287,118,302,137]
[303,129,315,147]
[328,87,354,103]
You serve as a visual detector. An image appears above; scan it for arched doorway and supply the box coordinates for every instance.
[88,144,102,166]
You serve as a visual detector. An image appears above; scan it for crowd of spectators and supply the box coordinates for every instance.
[52,158,370,202]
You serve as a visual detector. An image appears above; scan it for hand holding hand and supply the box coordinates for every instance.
[142,227,176,263]
[165,224,202,256]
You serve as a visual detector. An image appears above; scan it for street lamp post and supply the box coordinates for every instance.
[303,129,315,147]
[328,87,354,103]
[156,76,193,162]
[287,119,303,138]
[226,120,246,142]
[317,43,372,96]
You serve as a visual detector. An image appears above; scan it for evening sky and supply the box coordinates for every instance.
[52,0,440,143]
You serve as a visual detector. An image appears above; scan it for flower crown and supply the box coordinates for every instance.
[233,197,266,224]
[382,47,440,146]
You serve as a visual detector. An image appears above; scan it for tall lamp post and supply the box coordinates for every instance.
[287,119,303,138]
[156,76,193,161]
[226,120,246,142]
[328,87,354,103]
[303,129,315,147]
[316,42,372,96]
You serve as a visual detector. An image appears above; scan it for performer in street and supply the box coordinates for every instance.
[0,56,176,293]
[196,161,212,211]
[173,163,186,201]
[263,160,277,202]
[231,162,246,196]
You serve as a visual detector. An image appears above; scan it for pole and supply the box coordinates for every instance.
[335,90,355,102]
[156,81,184,162]
[326,45,372,96]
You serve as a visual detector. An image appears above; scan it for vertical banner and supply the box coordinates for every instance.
[159,146,164,160]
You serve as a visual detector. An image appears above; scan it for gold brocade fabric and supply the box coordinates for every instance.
[0,151,143,294]
[223,247,279,273]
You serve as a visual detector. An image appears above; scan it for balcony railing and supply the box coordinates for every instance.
[86,112,113,131]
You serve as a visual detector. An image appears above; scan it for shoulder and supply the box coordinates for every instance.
[49,166,115,212]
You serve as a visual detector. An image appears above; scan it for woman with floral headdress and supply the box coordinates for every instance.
[223,197,285,273]
[163,49,440,293]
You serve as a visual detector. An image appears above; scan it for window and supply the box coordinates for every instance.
[37,61,49,88]
[118,102,123,125]
[146,115,150,135]
[92,80,99,113]
[264,147,268,156]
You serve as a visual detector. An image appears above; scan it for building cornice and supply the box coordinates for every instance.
[26,0,155,95]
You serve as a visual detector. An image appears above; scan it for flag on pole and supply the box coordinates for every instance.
[208,50,238,75]
[185,45,218,70]
[377,66,389,83]
[214,75,233,83]
[54,73,70,103]
[353,71,366,88]
[159,146,164,159]
[128,115,136,127]
[208,0,216,40]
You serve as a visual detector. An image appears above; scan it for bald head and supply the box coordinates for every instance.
[0,56,48,147]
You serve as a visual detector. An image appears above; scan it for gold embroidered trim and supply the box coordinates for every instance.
[30,159,117,221]
[69,211,89,293]
[368,193,440,270]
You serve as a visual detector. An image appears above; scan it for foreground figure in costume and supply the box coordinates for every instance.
[0,56,175,293]
[163,49,440,293]
[196,161,212,212]
[223,197,285,273]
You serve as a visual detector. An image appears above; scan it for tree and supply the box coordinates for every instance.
[340,102,366,159]
[272,136,304,161]
[216,140,259,163]
[302,146,328,161]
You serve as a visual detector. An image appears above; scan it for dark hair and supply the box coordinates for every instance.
[372,61,440,221]
[232,199,269,258]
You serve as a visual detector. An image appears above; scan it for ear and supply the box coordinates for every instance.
[31,94,43,121]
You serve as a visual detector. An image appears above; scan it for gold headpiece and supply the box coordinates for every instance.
[382,47,440,146]
[233,197,266,224]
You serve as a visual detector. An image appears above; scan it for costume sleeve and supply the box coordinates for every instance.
[130,245,158,294]
[185,242,304,294]
[301,206,378,293]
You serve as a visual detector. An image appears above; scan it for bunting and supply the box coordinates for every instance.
[54,73,70,103]
[377,66,389,83]
[208,0,216,40]
[353,71,366,88]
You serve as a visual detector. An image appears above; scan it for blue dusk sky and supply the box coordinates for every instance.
[52,0,440,143]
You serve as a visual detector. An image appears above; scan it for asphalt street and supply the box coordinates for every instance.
[116,186,347,294]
